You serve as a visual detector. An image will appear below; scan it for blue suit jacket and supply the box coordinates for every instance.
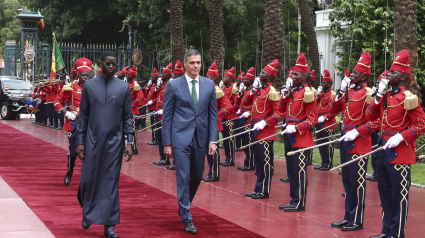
[162,75,218,149]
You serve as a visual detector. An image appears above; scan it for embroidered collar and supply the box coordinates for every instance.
[262,83,270,89]
[354,83,366,91]
[77,81,83,87]
[295,84,307,91]
[323,89,330,93]
[225,83,233,88]
[391,86,404,95]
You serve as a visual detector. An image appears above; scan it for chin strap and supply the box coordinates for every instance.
[344,73,365,103]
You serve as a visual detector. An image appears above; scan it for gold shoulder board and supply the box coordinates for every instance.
[403,91,418,110]
[62,83,73,91]
[232,85,239,94]
[215,86,224,99]
[268,86,280,101]
[134,81,141,91]
[331,90,336,100]
[365,87,375,104]
[303,86,315,103]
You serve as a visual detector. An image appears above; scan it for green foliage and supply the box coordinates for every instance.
[329,0,395,86]
[0,0,22,56]
[417,2,425,95]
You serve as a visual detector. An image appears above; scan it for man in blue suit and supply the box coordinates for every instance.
[162,49,218,234]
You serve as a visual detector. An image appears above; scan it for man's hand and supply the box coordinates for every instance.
[339,129,359,142]
[383,133,404,149]
[378,78,388,95]
[147,100,154,106]
[318,115,327,123]
[164,145,174,158]
[157,109,163,115]
[219,80,224,89]
[124,144,133,162]
[242,111,251,118]
[65,111,77,120]
[317,86,323,96]
[281,125,297,134]
[340,76,350,92]
[209,143,217,155]
[253,120,267,131]
[285,77,293,90]
[76,145,85,161]
[238,83,245,92]
[147,79,152,87]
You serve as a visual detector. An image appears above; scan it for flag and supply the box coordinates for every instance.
[50,33,65,81]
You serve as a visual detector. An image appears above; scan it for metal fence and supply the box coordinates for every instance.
[3,42,155,81]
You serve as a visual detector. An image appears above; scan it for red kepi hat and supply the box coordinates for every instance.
[76,58,93,75]
[225,67,235,79]
[288,67,295,78]
[245,67,255,80]
[310,69,315,81]
[294,54,310,73]
[130,65,137,77]
[353,52,371,75]
[263,59,279,77]
[390,49,410,74]
[152,68,159,77]
[237,72,245,80]
[323,70,332,82]
[207,62,219,77]
[163,63,173,76]
[173,60,185,75]
[72,66,77,74]
[344,70,351,78]
[377,70,389,81]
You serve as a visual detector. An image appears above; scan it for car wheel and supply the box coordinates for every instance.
[1,102,13,120]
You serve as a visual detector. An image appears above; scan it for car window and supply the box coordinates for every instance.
[2,81,33,91]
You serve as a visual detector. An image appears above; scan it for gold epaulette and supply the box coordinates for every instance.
[403,91,418,110]
[331,90,336,100]
[62,83,73,91]
[311,87,318,97]
[215,86,224,99]
[268,86,280,101]
[303,87,315,103]
[134,81,141,91]
[232,85,238,94]
[365,87,374,104]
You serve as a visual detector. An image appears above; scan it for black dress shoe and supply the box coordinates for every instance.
[314,165,322,169]
[237,166,244,170]
[280,177,290,182]
[222,162,235,166]
[104,225,118,238]
[366,175,378,181]
[251,193,269,199]
[331,220,349,228]
[147,141,158,145]
[184,220,197,234]
[235,148,241,152]
[320,167,331,171]
[341,223,363,231]
[369,234,389,238]
[219,161,228,165]
[166,165,176,170]
[45,124,51,127]
[203,176,219,182]
[278,203,292,210]
[245,192,258,197]
[82,220,91,229]
[56,126,63,130]
[132,151,138,155]
[64,169,73,186]
[241,166,255,171]
[283,204,305,212]
[31,121,37,124]
[153,160,170,165]
[50,125,56,128]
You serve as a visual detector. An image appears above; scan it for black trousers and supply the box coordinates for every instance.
[206,132,220,178]
[316,123,334,169]
[222,119,236,163]
[150,115,157,143]
[131,114,139,153]
[242,126,254,168]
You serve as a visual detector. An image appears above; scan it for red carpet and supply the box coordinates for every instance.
[0,122,262,237]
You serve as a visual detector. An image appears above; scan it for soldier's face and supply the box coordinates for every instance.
[292,71,302,83]
[243,77,253,86]
[350,70,363,83]
[321,81,332,90]
[258,70,270,81]
[79,71,90,84]
[387,70,402,84]
[223,75,232,85]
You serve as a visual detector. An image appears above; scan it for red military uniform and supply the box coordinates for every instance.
[129,80,144,114]
[317,89,337,128]
[216,85,232,130]
[54,80,83,132]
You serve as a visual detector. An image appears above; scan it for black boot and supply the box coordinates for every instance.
[64,155,76,186]
[104,225,118,238]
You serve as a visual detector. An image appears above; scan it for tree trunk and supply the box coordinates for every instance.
[394,0,420,98]
[170,0,185,65]
[262,0,286,86]
[298,0,320,88]
[209,0,224,79]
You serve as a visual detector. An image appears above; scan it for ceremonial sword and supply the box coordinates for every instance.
[314,133,341,142]
[238,124,286,150]
[330,147,384,171]
[315,121,341,133]
[287,138,340,156]
[218,128,256,143]
[138,121,161,132]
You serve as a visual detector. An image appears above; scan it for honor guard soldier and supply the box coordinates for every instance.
[367,70,389,182]
[146,68,160,145]
[127,65,144,155]
[305,69,317,165]
[44,77,55,127]
[280,66,295,183]
[54,58,93,185]
[330,52,376,231]
[220,67,239,166]
[203,62,232,182]
[152,63,173,165]
[165,60,185,170]
[234,72,245,150]
[314,70,337,170]
[364,50,425,238]
[237,67,256,171]
[242,59,284,199]
[39,77,49,126]
[278,54,318,211]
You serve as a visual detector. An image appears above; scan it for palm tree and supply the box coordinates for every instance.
[170,0,185,64]
[262,0,285,83]
[209,0,224,79]
[394,0,420,97]
[298,0,320,87]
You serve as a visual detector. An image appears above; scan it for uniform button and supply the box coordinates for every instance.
[395,153,397,155]
[390,96,392,98]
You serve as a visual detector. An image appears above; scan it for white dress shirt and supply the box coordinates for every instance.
[185,73,199,101]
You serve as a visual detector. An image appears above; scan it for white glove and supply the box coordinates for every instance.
[66,111,77,120]
[339,129,359,142]
[219,80,224,89]
[281,125,297,134]
[317,86,323,96]
[147,79,152,87]
[157,109,163,116]
[123,77,127,82]
[383,133,404,149]
[372,86,377,92]
[281,87,288,96]
[242,111,251,118]
[340,76,351,92]
[318,115,327,123]
[239,83,245,92]
[253,77,261,90]
[378,78,388,95]
[286,78,293,90]
[157,77,162,86]
[253,120,267,131]
[147,100,154,106]
[237,109,241,115]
